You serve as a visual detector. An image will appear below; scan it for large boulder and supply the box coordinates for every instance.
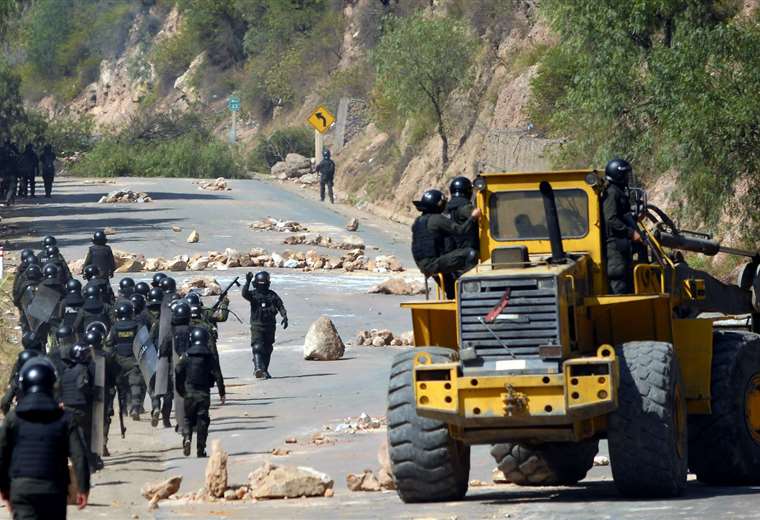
[179,276,221,297]
[141,475,182,508]
[303,316,345,361]
[248,463,333,499]
[115,258,144,273]
[285,153,311,170]
[271,161,289,179]
[205,440,228,498]
[368,277,425,295]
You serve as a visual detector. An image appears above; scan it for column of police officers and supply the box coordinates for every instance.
[4,229,288,519]
[0,141,57,207]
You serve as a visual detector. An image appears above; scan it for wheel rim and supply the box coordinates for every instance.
[674,383,686,459]
[744,374,760,444]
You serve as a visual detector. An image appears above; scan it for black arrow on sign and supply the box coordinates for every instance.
[316,112,327,128]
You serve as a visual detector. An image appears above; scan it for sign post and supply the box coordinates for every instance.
[227,95,241,144]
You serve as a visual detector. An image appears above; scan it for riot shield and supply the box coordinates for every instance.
[133,325,158,386]
[20,286,34,311]
[154,357,169,396]
[173,344,185,430]
[157,297,172,351]
[90,349,106,457]
[27,285,61,331]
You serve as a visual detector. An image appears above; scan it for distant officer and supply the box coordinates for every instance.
[61,279,85,329]
[18,143,38,199]
[1,141,19,206]
[60,343,99,471]
[40,143,56,198]
[242,271,288,379]
[36,235,57,262]
[83,265,114,305]
[0,360,91,518]
[106,302,142,422]
[116,278,136,304]
[73,286,112,338]
[43,245,72,285]
[602,159,641,294]
[0,334,45,414]
[18,265,43,334]
[445,176,480,252]
[188,296,226,403]
[315,149,336,204]
[411,189,481,298]
[151,273,167,289]
[83,231,116,281]
[175,327,222,458]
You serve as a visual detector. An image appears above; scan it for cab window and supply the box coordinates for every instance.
[489,189,589,240]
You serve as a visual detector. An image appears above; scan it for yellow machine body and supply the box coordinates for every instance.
[402,169,715,444]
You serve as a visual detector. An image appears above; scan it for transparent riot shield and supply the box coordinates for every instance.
[172,342,184,429]
[26,285,61,328]
[133,325,158,387]
[154,357,169,396]
[90,348,106,457]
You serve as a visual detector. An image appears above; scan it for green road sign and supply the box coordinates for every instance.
[228,95,241,112]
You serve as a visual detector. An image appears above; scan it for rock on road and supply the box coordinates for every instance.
[2,177,759,519]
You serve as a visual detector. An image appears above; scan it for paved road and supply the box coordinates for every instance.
[2,178,760,519]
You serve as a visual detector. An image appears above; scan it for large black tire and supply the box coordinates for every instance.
[387,347,470,503]
[608,341,688,497]
[490,440,598,486]
[688,330,760,484]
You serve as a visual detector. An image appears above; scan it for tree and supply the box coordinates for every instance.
[0,61,25,142]
[372,15,478,169]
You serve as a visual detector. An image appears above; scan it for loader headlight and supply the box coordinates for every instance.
[460,280,481,294]
[537,278,556,290]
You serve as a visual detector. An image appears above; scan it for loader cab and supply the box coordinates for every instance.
[473,169,606,294]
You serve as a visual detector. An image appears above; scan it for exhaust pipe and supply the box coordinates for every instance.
[539,181,566,264]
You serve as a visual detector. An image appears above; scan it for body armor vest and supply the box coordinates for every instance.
[411,215,445,262]
[10,413,68,485]
[61,364,89,407]
[186,353,213,388]
[113,320,137,356]
[173,325,191,356]
[87,245,113,278]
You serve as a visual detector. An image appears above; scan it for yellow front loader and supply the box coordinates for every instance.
[387,169,760,501]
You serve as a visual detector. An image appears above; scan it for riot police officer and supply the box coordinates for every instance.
[36,235,57,262]
[151,272,167,289]
[43,245,71,285]
[188,296,226,403]
[411,189,481,298]
[0,336,44,414]
[61,279,85,329]
[73,285,112,337]
[242,271,287,379]
[135,281,151,298]
[445,176,480,252]
[0,360,91,518]
[602,159,641,294]
[60,343,100,471]
[16,263,43,333]
[83,265,114,305]
[83,230,116,280]
[106,302,142,422]
[316,149,336,204]
[175,327,222,458]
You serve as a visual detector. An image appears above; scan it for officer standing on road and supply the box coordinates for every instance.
[40,143,56,198]
[445,176,480,252]
[83,265,114,306]
[83,231,116,281]
[188,294,226,403]
[0,334,45,414]
[0,360,91,519]
[242,271,288,379]
[116,278,136,305]
[602,159,641,295]
[18,143,38,199]
[411,189,481,298]
[60,343,100,471]
[316,149,336,204]
[175,327,222,458]
[106,302,142,422]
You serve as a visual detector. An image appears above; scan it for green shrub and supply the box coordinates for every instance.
[43,114,94,155]
[150,29,200,87]
[247,127,313,172]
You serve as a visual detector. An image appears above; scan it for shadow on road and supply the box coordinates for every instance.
[269,372,337,380]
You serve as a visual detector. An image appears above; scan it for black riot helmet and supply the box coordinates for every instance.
[605,158,632,187]
[42,263,59,280]
[66,278,82,294]
[449,176,473,199]
[83,329,103,349]
[71,343,90,364]
[83,264,100,280]
[189,304,202,319]
[160,276,176,293]
[185,292,201,307]
[119,277,136,296]
[135,281,150,297]
[45,245,59,258]
[20,360,57,396]
[25,264,43,282]
[20,248,34,261]
[413,189,447,214]
[21,331,44,351]
[323,149,331,160]
[147,287,164,308]
[151,272,167,288]
[42,235,57,248]
[23,255,41,269]
[172,301,191,325]
[130,293,146,315]
[92,230,107,245]
[17,349,41,370]
[56,325,74,341]
[190,327,210,346]
[254,271,271,290]
[83,284,100,300]
[86,321,108,338]
[116,302,134,320]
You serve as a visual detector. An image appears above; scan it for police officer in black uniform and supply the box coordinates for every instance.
[602,159,641,294]
[61,279,85,329]
[0,333,45,414]
[0,141,19,206]
[188,295,226,403]
[44,245,72,285]
[82,265,114,305]
[117,278,136,304]
[175,327,222,458]
[83,230,116,281]
[445,176,480,252]
[242,271,287,379]
[315,149,336,204]
[0,360,91,518]
[411,189,481,298]
[40,143,56,198]
[135,281,150,298]
[18,143,38,199]
[73,286,112,338]
[60,343,99,471]
[106,302,142,422]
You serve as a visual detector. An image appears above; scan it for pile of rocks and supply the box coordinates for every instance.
[331,413,387,434]
[249,217,307,233]
[178,276,222,297]
[98,189,152,204]
[346,442,395,492]
[196,177,231,191]
[283,233,367,251]
[354,329,414,347]
[271,153,312,180]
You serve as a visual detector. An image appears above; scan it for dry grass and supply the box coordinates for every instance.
[0,274,20,385]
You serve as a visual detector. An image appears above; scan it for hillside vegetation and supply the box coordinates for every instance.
[0,0,759,244]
